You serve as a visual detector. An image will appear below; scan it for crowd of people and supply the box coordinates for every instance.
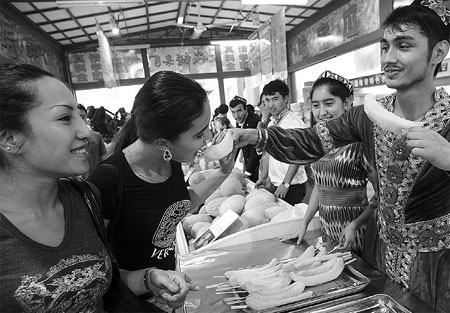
[0,1,449,313]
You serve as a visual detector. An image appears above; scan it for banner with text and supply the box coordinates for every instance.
[68,49,144,84]
[147,45,216,74]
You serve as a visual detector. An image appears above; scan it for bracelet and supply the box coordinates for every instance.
[256,129,268,150]
[143,267,157,294]
[262,129,268,150]
[255,128,262,147]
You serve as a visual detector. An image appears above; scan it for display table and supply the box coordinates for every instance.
[178,231,437,313]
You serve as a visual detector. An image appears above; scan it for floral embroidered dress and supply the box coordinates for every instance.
[263,88,450,312]
[312,143,371,256]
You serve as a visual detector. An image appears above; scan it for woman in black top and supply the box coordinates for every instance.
[88,71,236,311]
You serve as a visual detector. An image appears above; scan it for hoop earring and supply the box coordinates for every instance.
[163,147,172,161]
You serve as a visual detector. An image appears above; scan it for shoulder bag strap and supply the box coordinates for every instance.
[65,176,109,246]
[97,163,123,241]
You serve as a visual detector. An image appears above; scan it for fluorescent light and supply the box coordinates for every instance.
[210,40,250,46]
[56,0,144,7]
[109,44,150,50]
[241,0,308,5]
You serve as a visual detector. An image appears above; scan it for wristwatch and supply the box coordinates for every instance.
[282,181,290,188]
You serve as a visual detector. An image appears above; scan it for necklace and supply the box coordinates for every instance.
[127,147,171,182]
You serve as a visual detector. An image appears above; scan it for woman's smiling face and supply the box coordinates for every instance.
[18,77,91,178]
[311,85,348,122]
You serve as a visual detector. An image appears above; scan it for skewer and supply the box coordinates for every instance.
[344,258,357,266]
[216,290,247,295]
[224,298,246,305]
[327,245,343,254]
[205,282,229,289]
[213,275,226,279]
[216,286,240,291]
[223,296,245,301]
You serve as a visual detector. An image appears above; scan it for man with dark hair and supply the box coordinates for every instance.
[256,80,308,206]
[231,2,450,311]
[229,95,261,182]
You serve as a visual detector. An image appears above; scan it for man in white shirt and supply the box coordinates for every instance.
[255,79,308,205]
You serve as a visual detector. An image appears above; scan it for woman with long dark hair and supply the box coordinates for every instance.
[88,71,236,311]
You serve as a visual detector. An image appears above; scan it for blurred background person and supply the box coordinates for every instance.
[229,95,261,183]
[213,115,231,133]
[78,103,108,178]
[217,103,229,117]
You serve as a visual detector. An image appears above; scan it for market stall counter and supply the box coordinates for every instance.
[178,231,437,313]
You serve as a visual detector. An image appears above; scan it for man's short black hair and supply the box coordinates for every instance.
[262,79,289,98]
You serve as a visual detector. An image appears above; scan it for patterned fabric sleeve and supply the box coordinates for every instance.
[265,105,372,165]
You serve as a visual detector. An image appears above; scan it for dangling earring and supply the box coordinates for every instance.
[163,147,172,161]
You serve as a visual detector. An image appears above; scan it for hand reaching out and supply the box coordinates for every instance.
[147,269,199,309]
[280,221,307,245]
[339,222,357,250]
[274,184,288,199]
[254,179,265,188]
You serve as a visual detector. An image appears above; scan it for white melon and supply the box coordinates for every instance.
[364,94,423,134]
[204,132,234,161]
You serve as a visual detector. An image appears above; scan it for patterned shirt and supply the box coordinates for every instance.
[0,180,111,313]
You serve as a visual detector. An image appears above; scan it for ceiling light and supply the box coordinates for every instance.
[241,0,308,5]
[56,0,144,8]
[110,14,120,35]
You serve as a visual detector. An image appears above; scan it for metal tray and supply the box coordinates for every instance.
[303,294,412,313]
[227,264,370,313]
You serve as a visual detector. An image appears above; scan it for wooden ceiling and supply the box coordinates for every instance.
[6,0,332,50]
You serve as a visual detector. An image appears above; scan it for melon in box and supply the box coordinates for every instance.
[176,176,320,255]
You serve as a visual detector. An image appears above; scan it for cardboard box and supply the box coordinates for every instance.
[191,210,240,249]
[176,198,321,255]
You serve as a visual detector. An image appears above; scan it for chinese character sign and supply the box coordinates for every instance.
[287,0,380,66]
[68,49,144,84]
[147,46,216,74]
[220,43,250,72]
[69,52,102,83]
[0,9,65,80]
